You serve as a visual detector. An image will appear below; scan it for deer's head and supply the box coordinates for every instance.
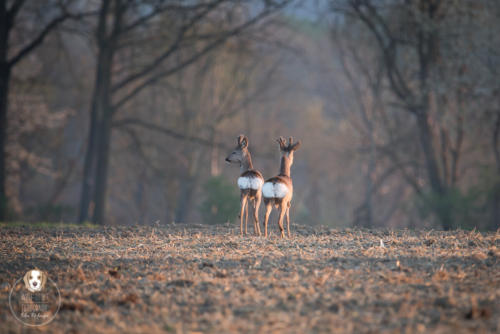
[225,135,249,164]
[277,136,301,165]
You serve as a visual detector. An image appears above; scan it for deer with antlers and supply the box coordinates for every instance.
[262,137,301,238]
[225,135,263,236]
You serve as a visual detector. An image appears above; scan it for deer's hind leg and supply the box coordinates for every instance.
[277,202,287,238]
[263,201,272,238]
[285,204,291,238]
[245,198,249,235]
[253,193,262,236]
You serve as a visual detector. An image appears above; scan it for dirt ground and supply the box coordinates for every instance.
[0,223,499,333]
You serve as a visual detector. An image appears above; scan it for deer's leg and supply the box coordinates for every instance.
[254,194,262,236]
[263,202,272,238]
[244,198,249,236]
[277,202,286,238]
[285,205,291,238]
[251,199,257,235]
[240,195,247,236]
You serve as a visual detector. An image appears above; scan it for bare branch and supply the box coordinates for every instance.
[111,0,226,93]
[112,3,287,110]
[7,0,26,24]
[350,1,414,106]
[121,2,215,34]
[8,14,67,66]
[8,5,95,66]
[112,117,230,149]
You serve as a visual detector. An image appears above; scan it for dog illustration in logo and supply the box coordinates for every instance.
[23,269,47,293]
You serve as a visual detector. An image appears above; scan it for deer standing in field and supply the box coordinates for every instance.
[262,137,301,238]
[225,135,263,236]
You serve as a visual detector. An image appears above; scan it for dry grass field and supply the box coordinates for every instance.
[0,223,499,333]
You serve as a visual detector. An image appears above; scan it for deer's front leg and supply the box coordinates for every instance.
[240,195,248,236]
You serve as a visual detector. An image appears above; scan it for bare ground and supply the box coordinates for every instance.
[0,224,499,333]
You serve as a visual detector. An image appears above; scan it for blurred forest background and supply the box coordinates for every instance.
[0,0,499,230]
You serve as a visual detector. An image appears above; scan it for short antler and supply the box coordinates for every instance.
[291,140,301,151]
[277,137,287,151]
[277,136,301,152]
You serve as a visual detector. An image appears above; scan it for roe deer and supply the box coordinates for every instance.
[225,135,263,236]
[262,137,301,238]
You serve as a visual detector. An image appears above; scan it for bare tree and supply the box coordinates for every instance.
[331,0,472,229]
[78,0,291,224]
[0,0,87,220]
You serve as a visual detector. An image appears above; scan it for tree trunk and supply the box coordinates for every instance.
[415,108,452,230]
[86,43,114,224]
[78,46,114,223]
[0,64,9,221]
[174,176,195,223]
[0,1,10,221]
[491,185,500,231]
[491,111,500,230]
[363,126,376,228]
[174,148,203,223]
[92,103,113,224]
[415,110,443,194]
[78,67,101,223]
[78,0,115,224]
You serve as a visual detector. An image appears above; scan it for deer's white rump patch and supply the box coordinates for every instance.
[262,182,288,198]
[238,176,263,190]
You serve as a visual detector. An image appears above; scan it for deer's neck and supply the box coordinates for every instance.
[240,151,254,173]
[279,156,291,177]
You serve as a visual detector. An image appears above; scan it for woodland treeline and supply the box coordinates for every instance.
[0,0,498,230]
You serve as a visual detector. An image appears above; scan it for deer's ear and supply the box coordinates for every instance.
[291,141,301,151]
[240,136,248,148]
[237,135,244,146]
[238,135,248,148]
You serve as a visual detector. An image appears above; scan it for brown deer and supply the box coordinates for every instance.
[225,135,263,236]
[262,137,301,238]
